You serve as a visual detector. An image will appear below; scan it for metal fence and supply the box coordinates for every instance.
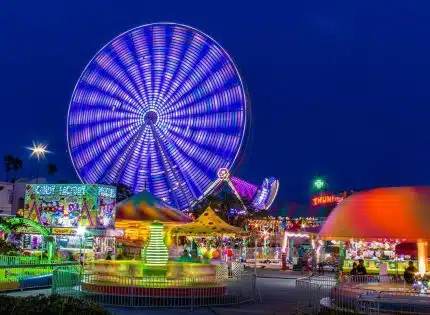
[53,264,257,308]
[295,276,337,314]
[0,262,79,292]
[0,255,70,266]
[296,275,430,314]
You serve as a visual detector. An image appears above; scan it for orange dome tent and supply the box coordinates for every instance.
[319,187,430,275]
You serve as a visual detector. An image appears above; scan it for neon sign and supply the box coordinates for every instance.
[311,194,343,207]
[34,184,87,196]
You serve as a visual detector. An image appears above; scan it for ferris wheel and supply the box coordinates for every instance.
[67,23,247,211]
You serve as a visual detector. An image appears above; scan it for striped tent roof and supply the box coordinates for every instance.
[115,190,192,223]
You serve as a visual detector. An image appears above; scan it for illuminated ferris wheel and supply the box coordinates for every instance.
[67,23,247,211]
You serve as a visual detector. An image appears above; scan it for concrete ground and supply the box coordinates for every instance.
[6,270,328,315]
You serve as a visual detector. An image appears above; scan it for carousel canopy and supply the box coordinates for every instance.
[115,190,192,223]
[172,207,244,236]
[319,187,430,241]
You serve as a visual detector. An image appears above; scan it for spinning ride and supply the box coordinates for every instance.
[207,168,279,211]
[67,23,248,211]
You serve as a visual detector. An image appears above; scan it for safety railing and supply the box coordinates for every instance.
[358,291,430,314]
[0,262,79,292]
[341,274,405,285]
[297,274,430,314]
[52,266,257,308]
[0,255,72,266]
[295,276,338,313]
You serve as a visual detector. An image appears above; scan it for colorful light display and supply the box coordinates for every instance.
[311,193,343,207]
[313,178,325,190]
[252,177,280,210]
[24,184,116,228]
[143,222,168,267]
[67,23,247,211]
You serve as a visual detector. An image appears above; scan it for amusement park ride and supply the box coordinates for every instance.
[205,168,279,211]
[67,23,279,212]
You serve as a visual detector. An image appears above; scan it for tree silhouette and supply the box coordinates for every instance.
[100,182,133,202]
[11,157,23,182]
[47,163,58,178]
[3,155,15,182]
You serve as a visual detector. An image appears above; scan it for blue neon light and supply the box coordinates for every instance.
[67,23,247,211]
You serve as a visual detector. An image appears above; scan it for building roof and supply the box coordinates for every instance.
[319,186,430,241]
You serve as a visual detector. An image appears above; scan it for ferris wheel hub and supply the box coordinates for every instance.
[144,110,158,124]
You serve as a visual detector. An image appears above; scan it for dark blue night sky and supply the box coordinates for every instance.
[1,1,430,204]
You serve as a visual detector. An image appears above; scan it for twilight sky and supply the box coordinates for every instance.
[1,0,430,204]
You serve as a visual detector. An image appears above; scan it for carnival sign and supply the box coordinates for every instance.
[311,193,343,207]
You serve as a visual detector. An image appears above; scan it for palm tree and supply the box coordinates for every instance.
[47,163,58,179]
[3,155,14,182]
[11,157,23,182]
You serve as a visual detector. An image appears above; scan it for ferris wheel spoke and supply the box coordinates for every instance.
[167,126,239,163]
[161,51,220,114]
[109,35,150,107]
[150,124,194,208]
[72,84,142,116]
[115,125,151,191]
[163,62,238,115]
[147,127,181,208]
[157,31,209,113]
[164,137,218,196]
[163,135,228,192]
[84,64,144,112]
[100,123,149,185]
[94,47,146,106]
[153,125,200,202]
[161,45,230,112]
[150,25,168,110]
[128,31,153,109]
[69,119,139,156]
[166,84,245,119]
[75,123,143,183]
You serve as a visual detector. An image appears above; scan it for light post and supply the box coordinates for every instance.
[27,142,49,183]
[77,226,86,267]
[313,178,325,191]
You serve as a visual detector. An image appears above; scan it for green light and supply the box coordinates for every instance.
[314,178,325,190]
[143,221,169,267]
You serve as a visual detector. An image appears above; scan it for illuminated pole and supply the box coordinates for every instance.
[77,226,86,266]
[313,178,325,191]
[27,142,49,183]
[417,241,428,276]
[36,159,40,184]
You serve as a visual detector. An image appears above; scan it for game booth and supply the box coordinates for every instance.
[17,184,117,261]
[245,214,325,269]
[171,207,247,263]
[318,187,430,313]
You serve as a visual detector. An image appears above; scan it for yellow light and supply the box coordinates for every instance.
[27,142,49,160]
[417,241,428,276]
